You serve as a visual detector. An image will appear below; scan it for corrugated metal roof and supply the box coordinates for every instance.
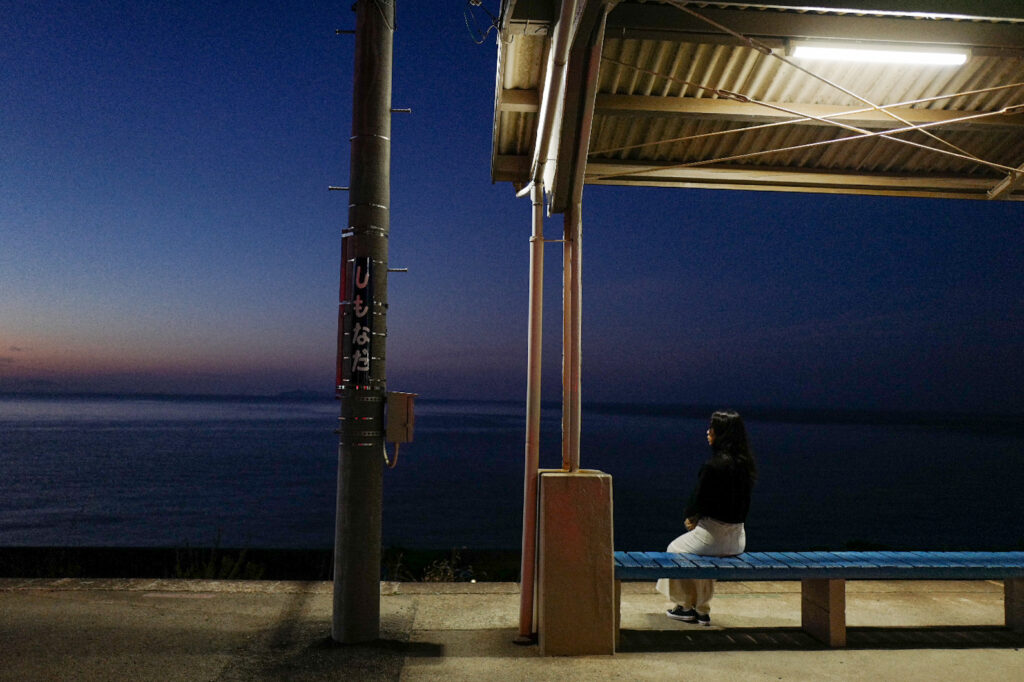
[492,0,1024,201]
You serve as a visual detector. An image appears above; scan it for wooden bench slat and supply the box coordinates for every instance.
[824,551,865,569]
[707,555,752,570]
[826,551,864,567]
[650,553,682,569]
[737,553,782,569]
[905,551,948,568]
[614,551,640,568]
[685,554,720,569]
[976,552,1024,567]
[764,551,803,568]
[910,551,988,570]
[905,552,940,567]
[803,551,850,568]
[831,551,885,568]
[780,552,816,568]
[991,552,1024,567]
[909,551,957,567]
[949,551,1003,567]
[860,552,907,569]
[875,551,921,568]
[667,553,699,569]
[629,552,661,568]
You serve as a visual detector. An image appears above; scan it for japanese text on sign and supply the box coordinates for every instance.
[350,257,373,384]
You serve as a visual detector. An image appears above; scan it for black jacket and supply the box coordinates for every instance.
[684,452,753,524]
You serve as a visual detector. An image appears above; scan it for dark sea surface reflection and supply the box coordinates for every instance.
[0,396,1021,551]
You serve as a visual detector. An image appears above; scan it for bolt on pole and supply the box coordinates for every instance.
[333,0,394,644]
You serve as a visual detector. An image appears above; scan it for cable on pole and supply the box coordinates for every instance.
[464,0,499,45]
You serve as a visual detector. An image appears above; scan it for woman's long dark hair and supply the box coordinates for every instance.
[709,410,757,482]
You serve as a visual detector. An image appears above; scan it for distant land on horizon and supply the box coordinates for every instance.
[0,385,329,402]
[1,388,1021,434]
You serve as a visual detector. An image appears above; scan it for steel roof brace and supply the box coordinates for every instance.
[988,163,1024,199]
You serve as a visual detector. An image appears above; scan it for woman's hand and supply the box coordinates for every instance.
[684,517,697,531]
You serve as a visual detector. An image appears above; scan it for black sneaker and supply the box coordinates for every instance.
[696,612,711,626]
[666,606,698,622]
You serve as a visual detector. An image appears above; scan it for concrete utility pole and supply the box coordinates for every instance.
[333,0,394,644]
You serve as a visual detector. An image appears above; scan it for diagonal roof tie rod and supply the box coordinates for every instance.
[594,57,1022,177]
[590,66,1024,157]
[590,104,1024,184]
[663,0,994,170]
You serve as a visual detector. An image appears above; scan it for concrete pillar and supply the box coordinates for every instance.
[537,470,615,656]
[801,578,846,647]
[332,0,393,644]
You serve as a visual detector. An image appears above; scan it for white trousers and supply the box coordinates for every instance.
[655,517,746,615]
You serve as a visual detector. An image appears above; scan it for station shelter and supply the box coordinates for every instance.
[489,0,1024,654]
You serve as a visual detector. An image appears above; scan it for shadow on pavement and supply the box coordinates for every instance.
[620,626,1024,652]
[315,637,445,658]
[219,634,445,681]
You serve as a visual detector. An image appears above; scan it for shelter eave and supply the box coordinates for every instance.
[607,4,1024,49]
[494,154,1022,200]
[584,160,1022,200]
[491,1,1024,205]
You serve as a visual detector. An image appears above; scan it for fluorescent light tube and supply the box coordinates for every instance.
[790,41,969,66]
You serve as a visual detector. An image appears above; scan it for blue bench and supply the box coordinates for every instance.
[614,550,1024,647]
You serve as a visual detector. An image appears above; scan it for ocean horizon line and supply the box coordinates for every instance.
[1,390,1021,433]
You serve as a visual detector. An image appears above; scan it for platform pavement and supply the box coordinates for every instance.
[1,578,1021,681]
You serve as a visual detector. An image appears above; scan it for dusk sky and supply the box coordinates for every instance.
[2,2,1022,413]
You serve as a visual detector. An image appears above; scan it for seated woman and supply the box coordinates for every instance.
[657,410,757,626]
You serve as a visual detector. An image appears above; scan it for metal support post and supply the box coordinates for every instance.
[562,202,582,472]
[333,0,394,644]
[561,218,572,471]
[516,184,545,642]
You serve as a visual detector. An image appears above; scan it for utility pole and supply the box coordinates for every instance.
[333,0,394,644]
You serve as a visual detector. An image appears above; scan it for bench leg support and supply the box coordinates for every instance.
[1007,578,1024,633]
[802,579,846,647]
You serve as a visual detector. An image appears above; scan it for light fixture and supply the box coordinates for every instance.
[789,40,969,66]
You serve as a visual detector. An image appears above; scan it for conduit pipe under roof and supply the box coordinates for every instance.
[516,0,580,199]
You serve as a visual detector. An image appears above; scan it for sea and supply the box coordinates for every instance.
[1,394,1022,552]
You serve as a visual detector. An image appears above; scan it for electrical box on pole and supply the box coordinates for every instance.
[386,391,416,444]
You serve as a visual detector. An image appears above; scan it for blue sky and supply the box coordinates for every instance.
[2,1,1022,412]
